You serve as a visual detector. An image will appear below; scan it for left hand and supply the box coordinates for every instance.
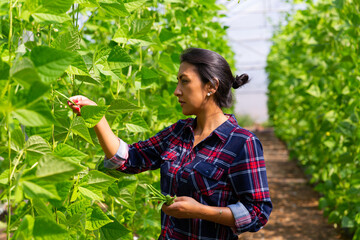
[162,196,204,219]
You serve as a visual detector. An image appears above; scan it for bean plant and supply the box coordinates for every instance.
[0,0,235,239]
[267,0,360,239]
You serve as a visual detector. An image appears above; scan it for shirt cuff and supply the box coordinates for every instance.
[103,138,129,169]
[228,202,252,233]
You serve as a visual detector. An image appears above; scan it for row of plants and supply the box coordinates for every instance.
[0,0,235,238]
[266,0,360,239]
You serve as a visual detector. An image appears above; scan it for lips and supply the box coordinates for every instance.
[178,100,185,107]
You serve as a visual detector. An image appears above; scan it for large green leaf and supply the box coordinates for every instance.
[42,0,75,14]
[30,46,76,82]
[78,186,104,201]
[12,100,55,127]
[48,181,73,208]
[79,170,117,190]
[33,217,68,240]
[100,2,129,17]
[67,199,91,217]
[36,155,85,182]
[125,113,149,133]
[10,58,41,87]
[85,205,113,231]
[0,58,10,80]
[124,0,147,12]
[107,46,133,69]
[32,13,72,23]
[70,116,94,145]
[25,135,51,158]
[32,198,54,218]
[67,53,89,76]
[22,180,60,200]
[12,215,34,240]
[27,81,50,104]
[81,105,109,128]
[11,128,25,152]
[100,215,132,240]
[51,28,81,51]
[108,99,141,113]
[53,143,87,163]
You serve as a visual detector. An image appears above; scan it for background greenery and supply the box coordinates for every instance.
[0,0,235,239]
[266,0,360,239]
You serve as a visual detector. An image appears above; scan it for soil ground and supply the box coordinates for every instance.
[238,128,349,240]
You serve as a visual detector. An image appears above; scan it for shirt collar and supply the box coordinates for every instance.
[183,114,238,143]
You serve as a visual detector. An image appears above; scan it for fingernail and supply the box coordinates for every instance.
[74,100,78,103]
[76,107,80,111]
[67,100,70,105]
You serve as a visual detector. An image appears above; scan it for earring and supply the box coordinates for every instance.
[207,92,212,96]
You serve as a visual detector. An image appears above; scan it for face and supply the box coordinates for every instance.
[174,62,211,115]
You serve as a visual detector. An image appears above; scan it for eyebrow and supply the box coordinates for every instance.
[177,73,188,80]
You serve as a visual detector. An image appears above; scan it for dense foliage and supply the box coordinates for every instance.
[0,0,235,238]
[266,0,360,238]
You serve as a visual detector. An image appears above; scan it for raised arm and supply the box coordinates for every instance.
[68,96,120,159]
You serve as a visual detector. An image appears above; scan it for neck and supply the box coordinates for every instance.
[195,105,228,136]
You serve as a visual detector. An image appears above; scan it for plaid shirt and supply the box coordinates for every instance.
[105,114,272,240]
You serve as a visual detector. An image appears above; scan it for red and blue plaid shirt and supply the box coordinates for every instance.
[105,114,272,240]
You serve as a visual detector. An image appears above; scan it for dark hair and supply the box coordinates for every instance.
[180,48,249,108]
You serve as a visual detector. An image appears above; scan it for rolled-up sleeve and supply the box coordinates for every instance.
[104,138,129,169]
[228,136,272,234]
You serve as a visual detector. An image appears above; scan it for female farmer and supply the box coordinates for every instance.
[68,48,272,239]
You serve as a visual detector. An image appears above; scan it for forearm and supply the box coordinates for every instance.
[197,205,236,227]
[94,116,120,159]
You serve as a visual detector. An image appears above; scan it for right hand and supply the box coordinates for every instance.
[67,95,97,115]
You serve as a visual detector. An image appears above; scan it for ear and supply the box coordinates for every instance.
[208,77,219,93]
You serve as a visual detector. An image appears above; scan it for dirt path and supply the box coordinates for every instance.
[239,129,347,240]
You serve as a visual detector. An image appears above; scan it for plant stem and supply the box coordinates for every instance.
[7,116,12,240]
[8,0,13,65]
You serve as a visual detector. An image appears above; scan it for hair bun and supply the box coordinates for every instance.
[232,74,249,89]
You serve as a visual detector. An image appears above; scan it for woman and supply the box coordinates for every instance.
[68,48,272,239]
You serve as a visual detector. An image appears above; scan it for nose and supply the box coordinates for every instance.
[174,83,181,97]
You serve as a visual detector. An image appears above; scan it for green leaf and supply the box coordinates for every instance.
[117,175,137,195]
[67,53,89,76]
[12,215,34,240]
[53,143,87,163]
[67,199,91,217]
[0,58,10,80]
[324,110,337,123]
[107,46,133,68]
[78,186,104,201]
[85,206,113,231]
[32,198,54,218]
[124,0,147,12]
[100,2,130,17]
[108,99,141,113]
[70,117,94,145]
[36,155,85,182]
[79,170,117,190]
[306,84,321,97]
[33,217,68,240]
[42,0,75,14]
[10,58,41,87]
[12,100,55,127]
[100,215,132,240]
[75,75,102,85]
[22,180,60,200]
[27,81,50,104]
[341,216,355,228]
[32,13,72,23]
[130,19,153,36]
[25,135,51,159]
[0,169,10,185]
[51,28,81,51]
[48,181,73,208]
[30,46,76,82]
[11,128,25,152]
[81,105,109,128]
[117,188,136,210]
[125,113,149,133]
